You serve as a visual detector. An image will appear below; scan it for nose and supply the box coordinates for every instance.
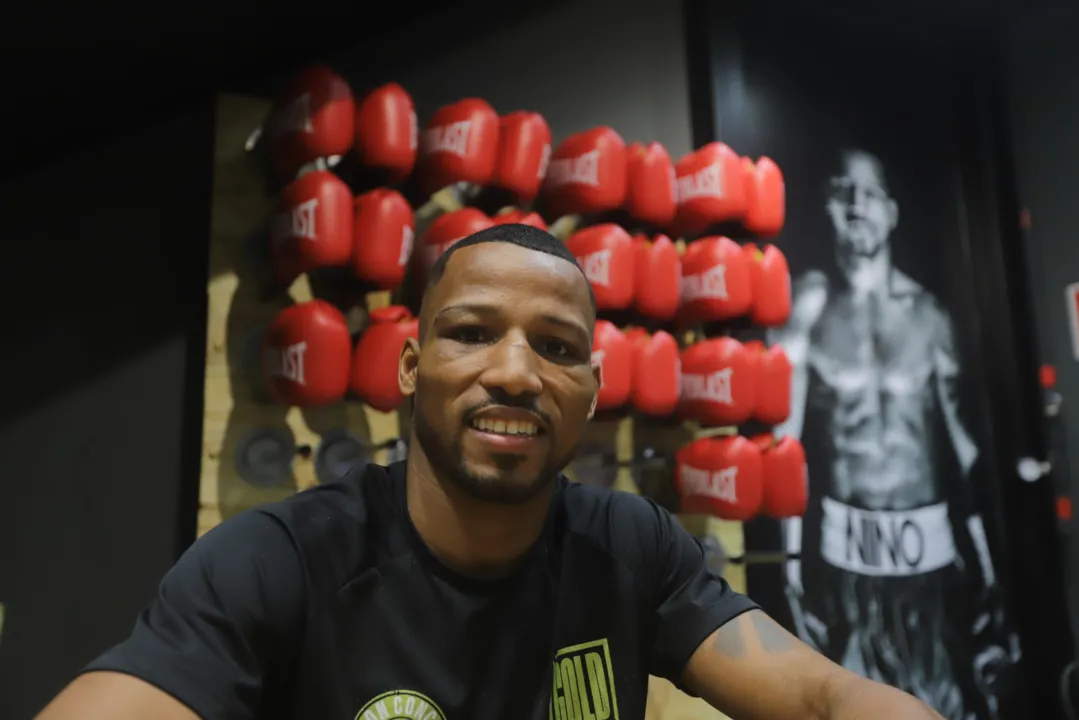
[480,332,543,398]
[848,186,873,217]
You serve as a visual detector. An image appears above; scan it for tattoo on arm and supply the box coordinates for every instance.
[713,610,798,658]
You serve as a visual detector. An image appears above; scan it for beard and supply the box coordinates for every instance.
[412,403,580,505]
[838,219,888,257]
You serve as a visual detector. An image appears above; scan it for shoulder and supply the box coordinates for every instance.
[891,270,941,315]
[891,270,953,337]
[252,462,398,596]
[791,269,830,301]
[560,482,686,584]
[562,480,670,533]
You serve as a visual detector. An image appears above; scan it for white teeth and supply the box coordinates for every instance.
[471,418,539,436]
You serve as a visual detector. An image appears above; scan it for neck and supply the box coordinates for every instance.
[404,440,556,578]
[837,245,891,299]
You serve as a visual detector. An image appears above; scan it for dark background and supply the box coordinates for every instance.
[0,0,1075,717]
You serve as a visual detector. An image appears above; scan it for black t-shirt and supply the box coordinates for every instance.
[86,462,756,720]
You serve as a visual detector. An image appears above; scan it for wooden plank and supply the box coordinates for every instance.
[200,94,400,535]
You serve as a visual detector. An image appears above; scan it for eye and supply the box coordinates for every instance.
[542,339,571,358]
[451,326,488,345]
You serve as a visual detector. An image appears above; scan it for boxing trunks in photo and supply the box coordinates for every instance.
[813,498,970,719]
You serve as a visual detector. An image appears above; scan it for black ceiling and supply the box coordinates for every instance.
[0,0,1063,184]
[0,4,451,181]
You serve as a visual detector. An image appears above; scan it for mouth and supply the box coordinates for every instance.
[466,407,546,453]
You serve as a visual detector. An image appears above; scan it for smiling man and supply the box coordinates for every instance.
[38,224,942,720]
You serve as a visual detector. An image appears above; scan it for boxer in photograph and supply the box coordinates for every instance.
[37,224,945,720]
[770,149,1018,719]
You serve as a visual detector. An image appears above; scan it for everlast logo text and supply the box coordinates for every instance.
[550,639,619,720]
[546,150,601,188]
[398,226,415,267]
[421,121,472,157]
[846,511,925,571]
[681,464,738,503]
[681,265,728,303]
[268,92,314,138]
[580,249,612,287]
[270,198,319,246]
[675,163,723,204]
[538,144,553,179]
[681,368,733,405]
[263,342,307,386]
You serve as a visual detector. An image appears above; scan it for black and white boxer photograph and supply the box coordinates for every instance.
[769,148,1023,720]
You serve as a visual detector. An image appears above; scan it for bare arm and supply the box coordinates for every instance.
[684,610,944,719]
[766,271,827,609]
[931,304,995,585]
[36,672,199,720]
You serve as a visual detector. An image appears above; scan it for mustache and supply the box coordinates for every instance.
[463,396,552,426]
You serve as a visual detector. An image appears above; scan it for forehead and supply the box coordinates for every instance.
[433,242,593,316]
[840,153,887,192]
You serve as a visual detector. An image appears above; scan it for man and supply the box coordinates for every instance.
[38,224,941,719]
[769,150,1016,719]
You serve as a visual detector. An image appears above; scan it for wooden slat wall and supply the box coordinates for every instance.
[200,93,740,720]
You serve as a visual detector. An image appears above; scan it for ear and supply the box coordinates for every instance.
[887,198,899,231]
[399,337,420,397]
[588,361,601,420]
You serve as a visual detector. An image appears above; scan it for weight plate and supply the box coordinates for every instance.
[315,430,371,485]
[235,426,295,488]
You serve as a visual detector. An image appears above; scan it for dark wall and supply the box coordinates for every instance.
[0,107,213,718]
[1004,3,1079,657]
[336,0,695,160]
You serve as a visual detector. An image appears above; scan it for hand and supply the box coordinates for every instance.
[970,584,1022,719]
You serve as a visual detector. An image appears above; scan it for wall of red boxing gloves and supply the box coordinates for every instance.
[250,64,807,528]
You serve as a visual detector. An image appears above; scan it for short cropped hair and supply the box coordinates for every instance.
[425,223,598,316]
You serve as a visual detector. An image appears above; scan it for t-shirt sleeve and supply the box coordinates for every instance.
[644,504,758,688]
[82,509,306,720]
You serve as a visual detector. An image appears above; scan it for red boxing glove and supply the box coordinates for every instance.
[744,340,792,425]
[266,66,355,181]
[419,207,493,272]
[270,170,353,286]
[352,188,415,289]
[491,209,548,230]
[680,337,758,426]
[542,126,628,217]
[494,111,552,204]
[742,156,785,238]
[351,306,420,413]
[418,98,500,196]
[673,142,747,238]
[632,234,681,321]
[751,433,807,518]
[565,224,636,311]
[680,236,752,323]
[592,320,632,411]
[624,141,677,227]
[676,435,763,521]
[262,300,352,406]
[353,83,417,185]
[627,329,681,416]
[744,242,791,327]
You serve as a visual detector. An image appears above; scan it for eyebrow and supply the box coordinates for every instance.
[436,303,591,341]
